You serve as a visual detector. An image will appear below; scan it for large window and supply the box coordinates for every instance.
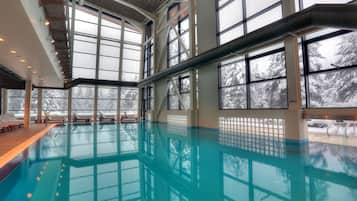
[143,21,154,79]
[72,6,98,79]
[295,0,357,108]
[70,4,142,82]
[217,0,282,45]
[168,76,190,110]
[301,31,357,107]
[219,44,287,109]
[7,89,38,118]
[71,85,95,116]
[122,25,142,82]
[120,88,139,115]
[98,86,118,116]
[42,89,68,117]
[142,85,153,112]
[99,13,121,81]
[168,137,192,181]
[167,2,190,67]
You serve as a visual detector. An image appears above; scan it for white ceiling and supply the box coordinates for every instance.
[0,0,64,88]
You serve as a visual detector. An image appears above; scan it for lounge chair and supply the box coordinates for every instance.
[44,112,65,125]
[0,114,24,133]
[99,112,115,123]
[120,113,138,123]
[73,113,91,123]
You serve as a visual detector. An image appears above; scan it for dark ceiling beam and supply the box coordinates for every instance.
[139,4,357,86]
[39,0,64,5]
[34,78,138,89]
[47,16,67,21]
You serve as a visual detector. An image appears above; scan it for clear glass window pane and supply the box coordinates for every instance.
[220,60,246,87]
[42,89,68,116]
[120,88,138,115]
[308,68,357,107]
[247,6,282,33]
[98,86,118,115]
[100,40,120,57]
[72,68,96,79]
[122,59,140,73]
[219,25,244,45]
[218,0,243,31]
[250,79,287,108]
[75,20,98,35]
[124,27,142,43]
[246,0,280,17]
[73,53,96,69]
[221,86,247,109]
[308,32,357,72]
[250,51,286,81]
[72,85,95,116]
[121,72,139,82]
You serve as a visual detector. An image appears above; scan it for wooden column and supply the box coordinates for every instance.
[24,80,32,128]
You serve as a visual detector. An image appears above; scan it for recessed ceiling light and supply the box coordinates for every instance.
[19,59,26,63]
[10,50,16,54]
[27,65,32,69]
[51,40,55,44]
[45,20,50,26]
[0,37,4,42]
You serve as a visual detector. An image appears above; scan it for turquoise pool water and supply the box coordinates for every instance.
[0,122,357,201]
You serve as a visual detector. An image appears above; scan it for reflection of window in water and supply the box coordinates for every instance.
[69,166,95,200]
[120,124,139,154]
[97,125,118,156]
[39,127,67,159]
[143,165,155,201]
[68,160,141,201]
[70,126,95,159]
[143,129,155,157]
[169,187,189,201]
[169,138,192,181]
[222,154,249,201]
[97,163,119,201]
[121,160,141,200]
[222,153,291,201]
[252,161,291,200]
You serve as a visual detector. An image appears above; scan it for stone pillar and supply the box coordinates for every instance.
[196,0,219,128]
[24,80,32,128]
[282,0,307,142]
[37,88,42,123]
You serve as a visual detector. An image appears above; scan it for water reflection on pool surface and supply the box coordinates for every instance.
[0,122,357,201]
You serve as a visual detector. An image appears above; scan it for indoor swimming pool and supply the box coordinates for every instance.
[0,122,357,201]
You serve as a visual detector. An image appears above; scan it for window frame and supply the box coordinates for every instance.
[218,47,288,110]
[300,29,357,109]
[167,3,190,68]
[216,0,282,45]
[167,75,191,110]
